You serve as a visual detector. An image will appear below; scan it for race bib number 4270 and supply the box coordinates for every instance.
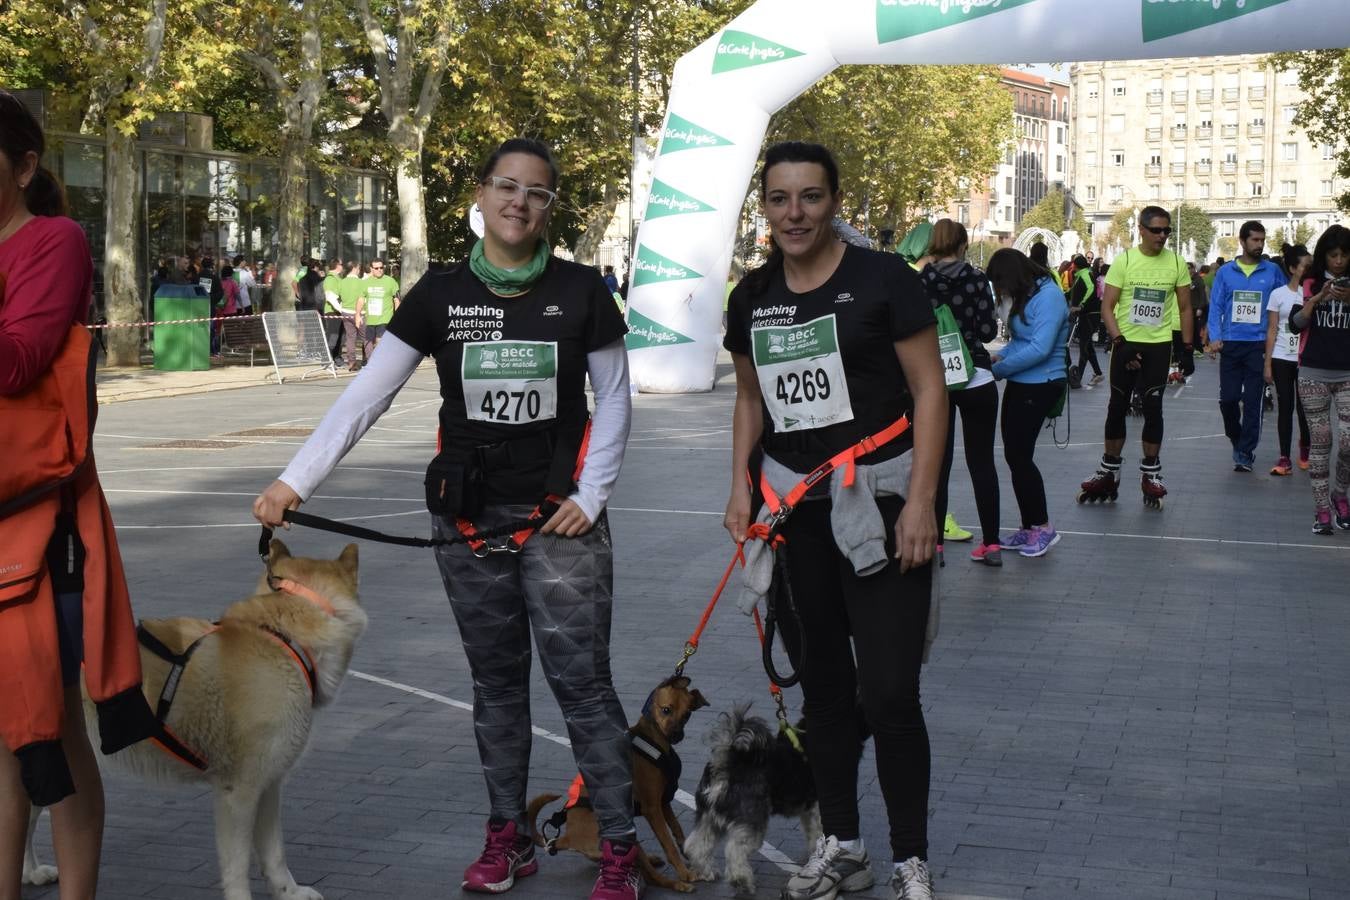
[461,341,558,424]
[1129,287,1167,327]
[751,314,853,433]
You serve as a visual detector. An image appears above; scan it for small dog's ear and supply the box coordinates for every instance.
[670,675,691,691]
[269,538,291,563]
[338,542,359,575]
[690,689,709,711]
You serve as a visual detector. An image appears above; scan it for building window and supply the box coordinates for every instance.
[1085,185,1097,200]
[1251,182,1264,197]
[1056,156,1064,173]
[1224,182,1236,198]
[1051,97,1057,118]
[1148,184,1161,201]
[1057,125,1065,143]
[1109,184,1124,202]
[1111,80,1126,97]
[1322,180,1335,197]
[1084,117,1098,133]
[1323,143,1336,161]
[1282,105,1298,124]
[1111,151,1125,167]
[1197,182,1210,199]
[1087,81,1099,100]
[1220,220,1235,237]
[1004,205,1013,221]
[1172,183,1185,200]
[1282,142,1299,161]
[1085,150,1098,167]
[1280,180,1297,197]
[1109,114,1125,133]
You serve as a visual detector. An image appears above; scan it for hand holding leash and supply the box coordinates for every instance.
[253,480,302,528]
[723,485,751,543]
[538,498,592,537]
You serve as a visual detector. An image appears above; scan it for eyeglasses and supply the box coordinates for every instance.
[483,175,557,211]
[1142,225,1173,236]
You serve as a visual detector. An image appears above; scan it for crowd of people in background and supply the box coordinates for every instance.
[895,205,1350,548]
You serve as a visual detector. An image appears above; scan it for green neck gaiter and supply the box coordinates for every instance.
[469,239,551,297]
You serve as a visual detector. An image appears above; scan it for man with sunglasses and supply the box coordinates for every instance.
[1080,206,1192,509]
[1203,221,1284,472]
[355,259,399,355]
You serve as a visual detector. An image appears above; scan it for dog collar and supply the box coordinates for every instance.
[272,577,337,618]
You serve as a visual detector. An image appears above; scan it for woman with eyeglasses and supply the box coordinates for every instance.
[252,138,641,900]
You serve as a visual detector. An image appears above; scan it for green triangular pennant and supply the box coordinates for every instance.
[1142,0,1290,42]
[632,245,701,288]
[712,29,806,74]
[625,309,695,350]
[644,180,716,220]
[876,0,1039,44]
[659,113,733,156]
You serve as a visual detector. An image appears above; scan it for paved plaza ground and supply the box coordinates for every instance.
[22,352,1350,899]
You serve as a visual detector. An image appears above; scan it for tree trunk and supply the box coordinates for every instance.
[572,182,620,264]
[392,124,428,287]
[271,127,309,311]
[102,124,142,367]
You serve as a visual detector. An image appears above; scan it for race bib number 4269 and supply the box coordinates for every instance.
[751,314,853,433]
[1129,287,1167,327]
[461,341,558,424]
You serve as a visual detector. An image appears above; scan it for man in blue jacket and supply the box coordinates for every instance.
[1203,221,1285,471]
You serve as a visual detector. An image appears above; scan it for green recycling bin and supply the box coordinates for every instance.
[153,284,210,371]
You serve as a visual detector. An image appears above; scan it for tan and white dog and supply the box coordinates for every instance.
[26,540,367,900]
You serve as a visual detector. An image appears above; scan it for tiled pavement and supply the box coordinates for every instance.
[24,351,1350,899]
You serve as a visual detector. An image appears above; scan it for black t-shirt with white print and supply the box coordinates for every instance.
[388,256,627,501]
[724,244,936,472]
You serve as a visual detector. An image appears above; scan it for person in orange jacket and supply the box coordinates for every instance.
[0,90,156,899]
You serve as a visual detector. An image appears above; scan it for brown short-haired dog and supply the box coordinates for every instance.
[527,675,709,892]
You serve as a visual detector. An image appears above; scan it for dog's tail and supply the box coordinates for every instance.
[525,793,562,848]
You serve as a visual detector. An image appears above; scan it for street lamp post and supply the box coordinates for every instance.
[1285,210,1295,249]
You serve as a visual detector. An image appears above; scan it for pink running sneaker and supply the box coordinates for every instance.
[591,839,644,900]
[969,543,1002,567]
[462,819,537,893]
[1270,457,1292,477]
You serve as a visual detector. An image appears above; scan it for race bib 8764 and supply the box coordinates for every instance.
[461,341,558,424]
[1232,290,1262,325]
[751,314,853,433]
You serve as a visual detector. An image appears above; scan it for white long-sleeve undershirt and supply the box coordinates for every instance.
[277,332,631,523]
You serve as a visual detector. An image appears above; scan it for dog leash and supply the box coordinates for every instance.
[256,506,556,562]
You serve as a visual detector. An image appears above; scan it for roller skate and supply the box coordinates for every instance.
[1167,368,1184,384]
[1078,454,1121,504]
[1141,457,1167,510]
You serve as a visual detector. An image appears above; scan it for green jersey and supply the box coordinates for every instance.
[361,275,400,325]
[336,274,363,314]
[1106,247,1189,344]
[322,274,343,311]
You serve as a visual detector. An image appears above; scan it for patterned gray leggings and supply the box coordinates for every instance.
[1296,378,1350,512]
[432,507,635,840]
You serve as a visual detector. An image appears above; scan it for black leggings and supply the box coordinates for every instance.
[1106,341,1171,445]
[776,495,931,862]
[935,380,1000,546]
[1000,380,1065,528]
[1075,313,1102,377]
[1271,358,1310,458]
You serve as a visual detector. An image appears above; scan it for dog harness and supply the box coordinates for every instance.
[136,582,324,772]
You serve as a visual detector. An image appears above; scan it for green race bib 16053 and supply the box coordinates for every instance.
[461,341,558,424]
[1129,287,1167,327]
[751,314,853,433]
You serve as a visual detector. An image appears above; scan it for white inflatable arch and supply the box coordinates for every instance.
[1013,228,1064,266]
[625,0,1350,393]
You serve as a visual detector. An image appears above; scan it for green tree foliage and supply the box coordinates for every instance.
[768,64,1013,238]
[1171,202,1214,262]
[1271,50,1350,210]
[1272,221,1315,251]
[1016,188,1089,240]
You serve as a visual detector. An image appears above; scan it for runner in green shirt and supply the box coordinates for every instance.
[355,259,400,353]
[1080,206,1192,509]
[335,260,365,370]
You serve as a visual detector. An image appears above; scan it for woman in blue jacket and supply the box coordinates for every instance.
[987,248,1071,557]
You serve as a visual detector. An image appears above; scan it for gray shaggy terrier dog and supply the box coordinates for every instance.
[681,706,825,895]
